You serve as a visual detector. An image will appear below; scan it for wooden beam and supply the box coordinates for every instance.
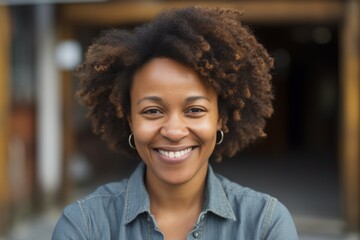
[57,24,76,205]
[0,5,11,234]
[59,1,343,26]
[340,0,360,231]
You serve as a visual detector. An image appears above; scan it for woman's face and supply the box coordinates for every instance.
[129,57,220,187]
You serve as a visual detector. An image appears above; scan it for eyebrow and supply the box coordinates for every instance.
[137,96,211,105]
[137,96,163,105]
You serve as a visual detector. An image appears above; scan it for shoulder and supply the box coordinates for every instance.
[215,172,271,204]
[81,180,128,202]
[216,173,273,219]
[215,173,298,239]
[65,179,129,215]
[52,180,130,239]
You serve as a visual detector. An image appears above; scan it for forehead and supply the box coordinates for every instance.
[131,57,216,97]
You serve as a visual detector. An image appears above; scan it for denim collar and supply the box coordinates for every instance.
[204,165,237,221]
[124,162,236,225]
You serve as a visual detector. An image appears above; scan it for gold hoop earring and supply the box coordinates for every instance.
[128,133,136,149]
[216,130,224,145]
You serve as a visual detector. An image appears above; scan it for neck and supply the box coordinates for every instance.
[150,181,205,212]
[146,168,207,213]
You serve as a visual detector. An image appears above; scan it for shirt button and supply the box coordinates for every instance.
[193,231,200,238]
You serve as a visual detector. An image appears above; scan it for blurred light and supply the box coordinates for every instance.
[55,40,82,70]
[69,152,93,183]
[312,27,332,44]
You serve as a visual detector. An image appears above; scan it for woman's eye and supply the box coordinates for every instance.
[142,108,163,115]
[188,108,204,113]
[186,107,206,115]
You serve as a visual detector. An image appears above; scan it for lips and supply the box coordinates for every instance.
[157,147,193,159]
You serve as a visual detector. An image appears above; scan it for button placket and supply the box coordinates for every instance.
[191,224,202,239]
[192,230,200,238]
[189,212,206,239]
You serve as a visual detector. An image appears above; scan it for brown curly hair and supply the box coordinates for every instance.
[76,6,274,162]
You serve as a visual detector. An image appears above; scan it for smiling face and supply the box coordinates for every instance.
[128,58,220,187]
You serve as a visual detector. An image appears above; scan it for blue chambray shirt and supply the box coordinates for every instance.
[52,163,298,239]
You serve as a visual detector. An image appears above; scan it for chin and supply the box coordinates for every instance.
[159,164,208,187]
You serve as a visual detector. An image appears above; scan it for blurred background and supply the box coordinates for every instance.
[0,0,359,239]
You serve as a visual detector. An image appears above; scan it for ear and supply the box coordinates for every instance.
[217,117,223,130]
[127,114,133,131]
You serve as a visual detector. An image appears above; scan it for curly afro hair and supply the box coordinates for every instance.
[76,6,274,162]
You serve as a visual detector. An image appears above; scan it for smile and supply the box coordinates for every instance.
[157,147,193,159]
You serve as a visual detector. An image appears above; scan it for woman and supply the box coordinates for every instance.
[52,6,298,239]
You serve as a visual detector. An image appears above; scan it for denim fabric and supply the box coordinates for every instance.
[52,163,298,240]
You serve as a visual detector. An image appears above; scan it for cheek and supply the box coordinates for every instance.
[132,119,159,143]
[191,119,218,142]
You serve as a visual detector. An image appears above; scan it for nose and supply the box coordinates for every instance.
[160,114,189,142]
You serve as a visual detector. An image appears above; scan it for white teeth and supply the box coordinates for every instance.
[158,147,192,159]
